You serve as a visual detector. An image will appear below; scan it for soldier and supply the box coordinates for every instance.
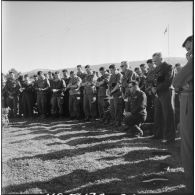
[96,67,110,121]
[123,81,147,137]
[108,64,123,127]
[62,69,70,118]
[120,61,137,112]
[140,63,148,76]
[82,65,97,121]
[145,59,156,122]
[5,71,20,118]
[17,75,25,117]
[47,71,53,117]
[67,71,82,120]
[151,52,176,143]
[20,74,34,118]
[32,75,38,115]
[50,71,66,117]
[35,71,50,119]
[173,35,193,193]
[77,65,86,119]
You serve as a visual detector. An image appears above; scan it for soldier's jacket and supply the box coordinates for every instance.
[121,69,137,94]
[137,74,146,91]
[68,76,82,95]
[21,81,34,95]
[97,72,110,97]
[173,57,193,92]
[62,76,70,94]
[82,72,96,95]
[50,79,66,96]
[108,72,122,97]
[5,78,20,97]
[77,72,87,93]
[154,62,175,94]
[145,68,156,89]
[129,90,147,115]
[34,78,50,95]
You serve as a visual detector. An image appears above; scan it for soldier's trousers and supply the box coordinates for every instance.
[98,96,105,118]
[154,89,176,140]
[63,91,70,117]
[180,92,193,192]
[69,95,81,118]
[50,95,63,115]
[83,94,96,118]
[6,96,18,117]
[110,97,123,124]
[22,93,33,118]
[146,93,155,122]
[37,94,47,116]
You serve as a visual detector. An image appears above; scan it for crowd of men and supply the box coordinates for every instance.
[1,35,193,192]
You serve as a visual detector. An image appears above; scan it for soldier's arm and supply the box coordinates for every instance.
[156,65,174,93]
[42,79,50,91]
[173,58,193,88]
[111,74,121,93]
[131,92,147,115]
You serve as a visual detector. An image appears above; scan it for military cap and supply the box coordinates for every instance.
[99,67,105,71]
[24,74,29,78]
[146,59,153,64]
[37,71,43,75]
[140,64,145,68]
[55,71,60,74]
[33,74,37,77]
[70,71,74,74]
[9,71,14,74]
[85,65,90,69]
[62,69,68,72]
[182,35,193,47]
[109,64,116,69]
[77,65,82,68]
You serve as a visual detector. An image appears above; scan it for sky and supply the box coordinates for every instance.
[2,1,193,73]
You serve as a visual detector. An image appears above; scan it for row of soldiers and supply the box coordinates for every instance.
[2,53,179,138]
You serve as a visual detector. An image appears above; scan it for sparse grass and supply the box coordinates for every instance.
[2,118,186,194]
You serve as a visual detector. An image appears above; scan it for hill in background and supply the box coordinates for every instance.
[24,57,187,77]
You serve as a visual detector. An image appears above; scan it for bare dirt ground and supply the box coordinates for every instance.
[2,118,186,194]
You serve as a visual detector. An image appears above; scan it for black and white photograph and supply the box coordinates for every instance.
[1,1,193,194]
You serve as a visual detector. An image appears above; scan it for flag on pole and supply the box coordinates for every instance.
[164,26,168,35]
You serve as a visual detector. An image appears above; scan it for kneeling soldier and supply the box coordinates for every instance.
[67,71,82,120]
[123,81,147,137]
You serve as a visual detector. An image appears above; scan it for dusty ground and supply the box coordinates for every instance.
[2,118,186,194]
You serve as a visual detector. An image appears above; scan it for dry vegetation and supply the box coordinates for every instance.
[2,118,186,194]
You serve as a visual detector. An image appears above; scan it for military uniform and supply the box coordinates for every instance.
[173,57,193,192]
[121,69,137,112]
[21,80,34,118]
[35,78,50,117]
[62,76,70,117]
[77,71,87,118]
[97,72,110,118]
[145,68,156,122]
[82,72,97,119]
[124,89,147,135]
[108,72,123,126]
[50,79,66,116]
[5,78,20,117]
[68,76,82,119]
[153,62,176,141]
[46,78,53,116]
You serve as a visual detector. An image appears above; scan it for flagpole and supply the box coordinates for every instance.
[168,24,170,58]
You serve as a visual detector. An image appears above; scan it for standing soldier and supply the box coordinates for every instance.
[35,71,50,119]
[120,61,137,112]
[173,36,193,193]
[20,74,34,118]
[50,71,66,118]
[82,65,97,121]
[17,75,25,117]
[32,75,38,116]
[108,64,123,127]
[62,69,70,118]
[151,52,176,143]
[5,71,20,118]
[46,71,53,117]
[77,65,86,119]
[145,59,156,122]
[67,71,82,120]
[96,67,110,121]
